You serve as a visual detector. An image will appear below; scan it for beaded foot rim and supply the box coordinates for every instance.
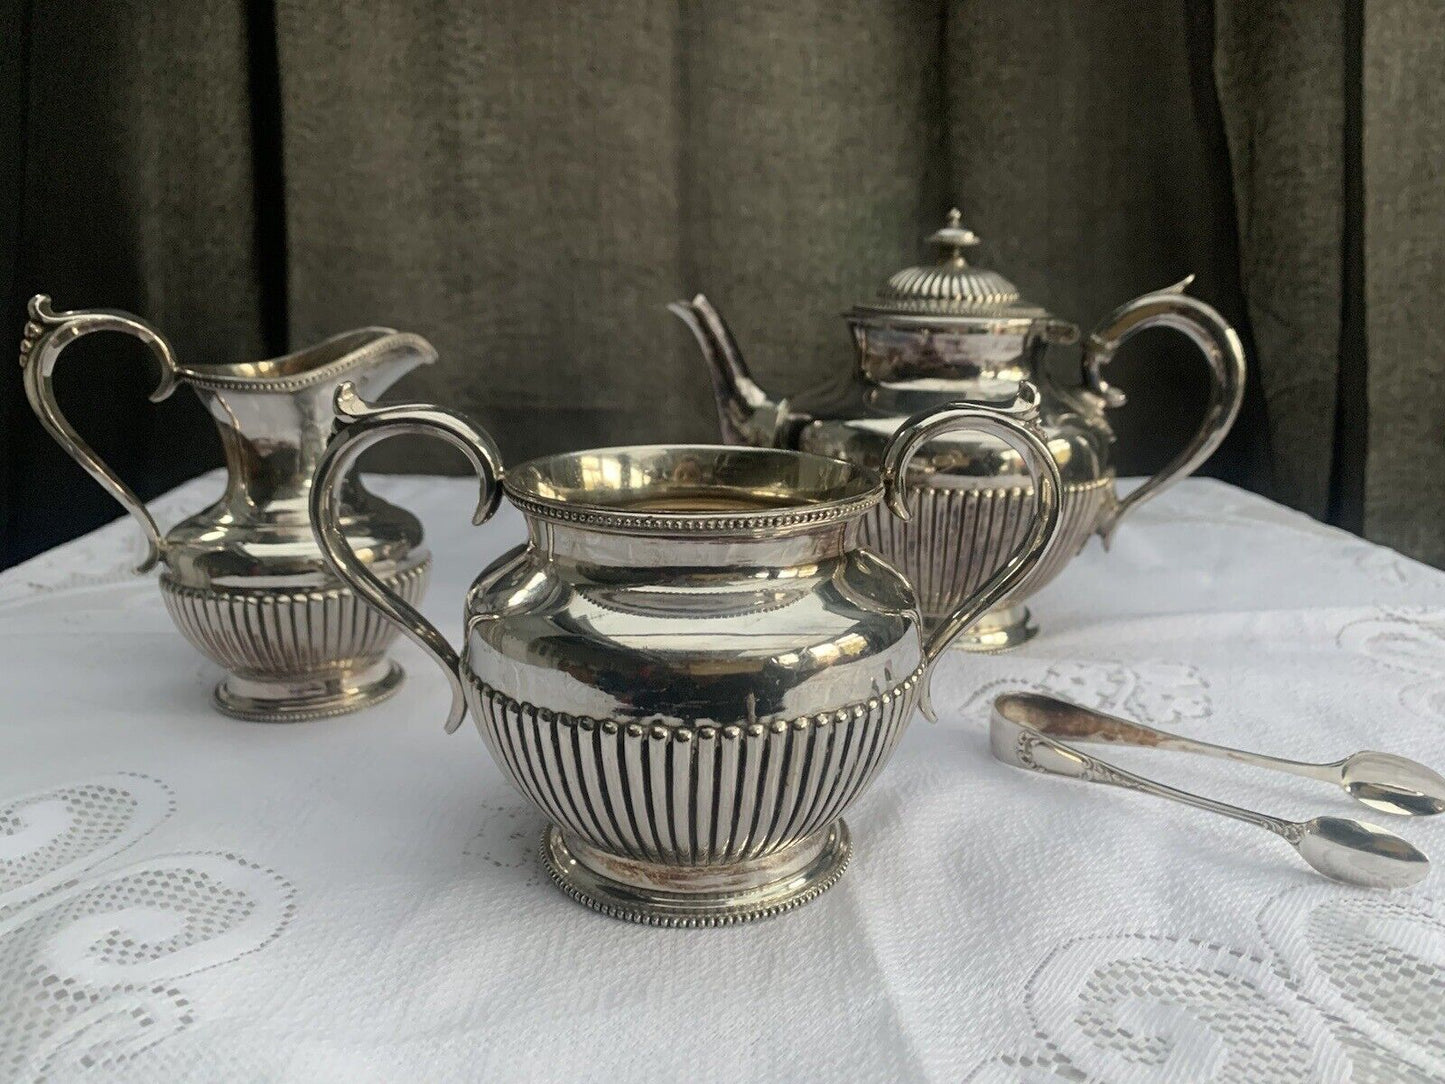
[541,822,852,928]
[213,660,405,723]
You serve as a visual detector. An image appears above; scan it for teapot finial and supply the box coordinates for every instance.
[866,209,1021,310]
[927,209,980,264]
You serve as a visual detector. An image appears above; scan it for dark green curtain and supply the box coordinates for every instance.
[5,1,1440,568]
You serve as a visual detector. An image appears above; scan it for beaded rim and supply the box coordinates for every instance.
[175,331,437,393]
[540,823,853,928]
[467,661,925,739]
[211,661,406,723]
[505,485,881,536]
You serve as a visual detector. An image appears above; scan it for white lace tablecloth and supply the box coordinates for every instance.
[3,473,1444,1083]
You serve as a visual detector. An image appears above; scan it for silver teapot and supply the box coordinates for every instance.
[311,383,1062,925]
[19,295,435,721]
[671,210,1246,649]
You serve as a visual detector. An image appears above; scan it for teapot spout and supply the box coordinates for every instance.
[668,294,787,446]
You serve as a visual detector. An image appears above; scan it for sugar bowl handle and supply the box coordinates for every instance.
[882,383,1064,704]
[310,384,504,733]
[1082,277,1246,547]
[18,294,182,574]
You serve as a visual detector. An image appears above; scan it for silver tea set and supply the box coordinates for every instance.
[21,212,1441,924]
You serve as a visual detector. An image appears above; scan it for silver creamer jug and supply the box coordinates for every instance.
[19,295,435,720]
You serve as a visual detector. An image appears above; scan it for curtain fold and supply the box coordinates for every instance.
[945,0,1266,491]
[1214,0,1346,524]
[275,1,698,470]
[3,0,262,563]
[681,1,949,404]
[4,0,1441,568]
[1363,0,1445,567]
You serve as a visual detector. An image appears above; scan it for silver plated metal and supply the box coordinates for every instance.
[672,209,1247,648]
[311,384,1064,925]
[19,295,434,720]
[992,693,1445,817]
[991,694,1430,890]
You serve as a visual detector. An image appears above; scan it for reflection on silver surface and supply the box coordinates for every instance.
[673,209,1246,648]
[19,295,434,720]
[992,694,1430,890]
[312,385,1063,925]
[986,692,1445,818]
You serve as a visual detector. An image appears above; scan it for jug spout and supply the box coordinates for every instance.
[174,326,437,402]
[668,294,790,447]
[328,328,439,401]
[176,327,439,512]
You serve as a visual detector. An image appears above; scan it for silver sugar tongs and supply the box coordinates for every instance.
[991,693,1431,889]
[998,693,1445,817]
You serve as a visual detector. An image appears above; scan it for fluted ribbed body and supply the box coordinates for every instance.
[467,662,921,869]
[854,477,1115,622]
[161,560,429,683]
[428,445,930,924]
[312,409,1060,922]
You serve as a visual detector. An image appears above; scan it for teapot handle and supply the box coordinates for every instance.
[310,383,504,733]
[18,294,182,574]
[881,383,1064,717]
[1082,277,1246,547]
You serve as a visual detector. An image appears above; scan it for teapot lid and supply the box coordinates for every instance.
[851,210,1048,320]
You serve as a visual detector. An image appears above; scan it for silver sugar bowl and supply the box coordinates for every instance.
[311,383,1062,925]
[672,209,1246,649]
[19,295,435,721]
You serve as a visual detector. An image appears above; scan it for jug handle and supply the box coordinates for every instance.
[310,383,504,734]
[1081,277,1246,548]
[18,294,182,574]
[881,383,1064,721]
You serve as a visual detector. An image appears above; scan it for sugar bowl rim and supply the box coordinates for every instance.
[502,444,883,537]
